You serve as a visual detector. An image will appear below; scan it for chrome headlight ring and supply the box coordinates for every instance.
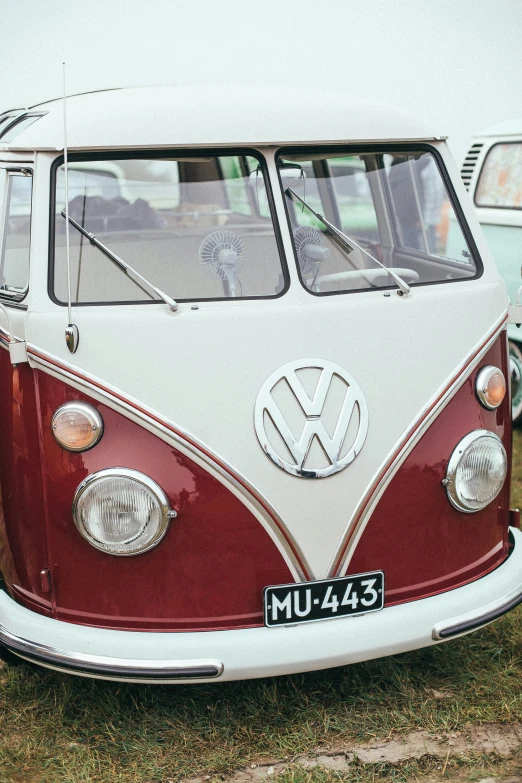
[72,468,177,556]
[445,429,507,514]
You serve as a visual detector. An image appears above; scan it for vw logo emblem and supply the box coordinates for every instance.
[254,359,369,478]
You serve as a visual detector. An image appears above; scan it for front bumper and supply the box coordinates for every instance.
[2,527,522,684]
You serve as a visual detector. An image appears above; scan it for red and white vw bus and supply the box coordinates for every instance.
[0,86,519,683]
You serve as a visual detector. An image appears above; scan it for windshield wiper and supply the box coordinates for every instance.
[285,188,410,295]
[60,211,178,311]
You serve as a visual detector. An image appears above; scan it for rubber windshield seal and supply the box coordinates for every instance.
[275,142,484,299]
[48,148,290,307]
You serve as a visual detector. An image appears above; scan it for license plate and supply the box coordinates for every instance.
[264,570,384,627]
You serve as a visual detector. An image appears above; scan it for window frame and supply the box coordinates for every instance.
[276,143,483,298]
[0,112,46,142]
[0,114,20,135]
[474,141,522,211]
[0,168,33,304]
[48,147,290,308]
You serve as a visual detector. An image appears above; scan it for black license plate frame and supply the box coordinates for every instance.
[264,570,384,627]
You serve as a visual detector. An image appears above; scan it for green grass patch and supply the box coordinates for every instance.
[512,428,522,508]
[1,434,522,782]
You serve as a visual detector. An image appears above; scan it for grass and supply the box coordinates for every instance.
[1,433,522,782]
[512,427,522,508]
[257,752,522,783]
[262,752,522,783]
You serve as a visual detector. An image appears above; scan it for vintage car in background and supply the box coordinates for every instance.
[461,119,522,424]
[0,86,520,683]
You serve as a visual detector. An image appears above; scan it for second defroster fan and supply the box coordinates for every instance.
[293,226,330,291]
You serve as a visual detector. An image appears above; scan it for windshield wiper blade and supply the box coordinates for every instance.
[61,211,178,311]
[285,188,410,295]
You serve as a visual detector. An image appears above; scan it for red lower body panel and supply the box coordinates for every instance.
[20,369,293,630]
[0,330,512,632]
[348,333,511,604]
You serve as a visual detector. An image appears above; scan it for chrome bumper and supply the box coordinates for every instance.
[1,527,521,684]
[0,623,223,680]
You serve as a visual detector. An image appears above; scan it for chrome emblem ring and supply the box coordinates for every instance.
[254,358,369,478]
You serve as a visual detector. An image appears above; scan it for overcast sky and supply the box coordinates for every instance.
[0,0,520,162]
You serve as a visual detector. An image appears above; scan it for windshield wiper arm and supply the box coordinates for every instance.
[285,188,410,295]
[61,211,178,311]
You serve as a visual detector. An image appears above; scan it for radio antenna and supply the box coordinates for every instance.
[62,61,79,353]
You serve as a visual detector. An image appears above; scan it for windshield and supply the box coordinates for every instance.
[52,153,286,304]
[277,149,478,295]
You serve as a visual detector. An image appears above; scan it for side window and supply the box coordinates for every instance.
[0,172,32,298]
[475,143,522,208]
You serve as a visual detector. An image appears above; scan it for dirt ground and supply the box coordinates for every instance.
[181,725,522,783]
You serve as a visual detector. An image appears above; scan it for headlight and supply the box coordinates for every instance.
[72,468,176,555]
[445,430,507,513]
[52,402,103,452]
[475,365,506,410]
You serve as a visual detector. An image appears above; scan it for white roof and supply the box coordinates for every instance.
[0,85,439,151]
[478,116,522,137]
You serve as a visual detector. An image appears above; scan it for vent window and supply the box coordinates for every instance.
[0,171,32,300]
[461,143,483,191]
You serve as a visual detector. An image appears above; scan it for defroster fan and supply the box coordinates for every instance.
[293,226,330,291]
[200,230,245,297]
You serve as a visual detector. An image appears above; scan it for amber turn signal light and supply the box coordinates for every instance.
[475,366,506,410]
[52,402,104,452]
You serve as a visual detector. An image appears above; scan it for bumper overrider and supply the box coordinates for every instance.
[2,527,522,684]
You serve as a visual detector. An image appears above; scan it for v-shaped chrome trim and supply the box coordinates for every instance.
[326,311,509,578]
[25,345,313,583]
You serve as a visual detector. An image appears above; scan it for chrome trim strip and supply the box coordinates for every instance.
[0,622,223,680]
[328,312,509,578]
[432,538,522,639]
[0,324,24,346]
[433,590,522,640]
[26,345,312,582]
[0,313,24,345]
[0,301,27,311]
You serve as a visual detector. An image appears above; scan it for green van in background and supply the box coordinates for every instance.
[461,119,522,424]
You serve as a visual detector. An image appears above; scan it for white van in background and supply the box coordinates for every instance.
[0,86,519,683]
